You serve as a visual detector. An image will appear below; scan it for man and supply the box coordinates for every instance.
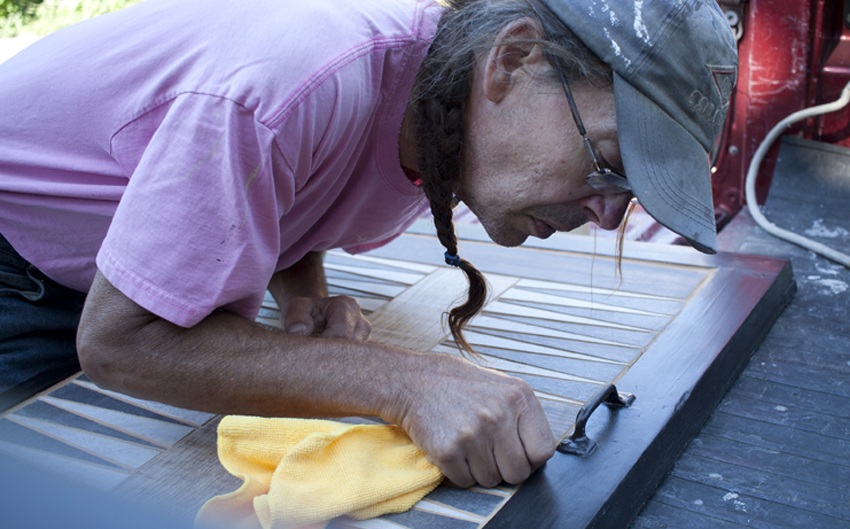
[0,0,737,488]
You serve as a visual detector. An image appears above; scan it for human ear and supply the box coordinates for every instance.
[482,17,546,104]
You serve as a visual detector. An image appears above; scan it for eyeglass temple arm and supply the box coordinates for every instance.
[558,72,604,171]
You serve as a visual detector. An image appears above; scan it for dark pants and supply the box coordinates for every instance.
[0,233,87,410]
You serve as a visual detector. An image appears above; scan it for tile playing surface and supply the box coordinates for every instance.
[0,245,713,527]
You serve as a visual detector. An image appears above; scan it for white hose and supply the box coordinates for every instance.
[744,80,850,268]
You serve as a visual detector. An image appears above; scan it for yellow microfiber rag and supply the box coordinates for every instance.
[196,416,443,529]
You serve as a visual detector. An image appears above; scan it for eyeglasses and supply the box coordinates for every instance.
[558,72,631,195]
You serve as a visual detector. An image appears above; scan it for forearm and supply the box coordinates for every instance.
[77,272,412,420]
[77,271,557,487]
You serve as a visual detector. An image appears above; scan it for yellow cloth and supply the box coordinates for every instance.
[196,416,443,529]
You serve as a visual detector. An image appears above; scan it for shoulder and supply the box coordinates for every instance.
[244,0,442,128]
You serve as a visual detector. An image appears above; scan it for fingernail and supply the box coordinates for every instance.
[288,324,309,334]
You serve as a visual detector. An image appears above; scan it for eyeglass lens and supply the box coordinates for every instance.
[559,72,631,195]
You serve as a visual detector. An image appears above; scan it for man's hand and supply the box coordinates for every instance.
[281,295,371,341]
[269,252,370,340]
[394,354,557,488]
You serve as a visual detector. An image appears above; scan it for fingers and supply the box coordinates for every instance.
[318,296,371,342]
[457,408,528,488]
[422,424,504,489]
[421,407,551,489]
[429,446,476,489]
[491,431,533,486]
[468,375,555,485]
[399,359,556,489]
[282,295,371,341]
[466,442,506,489]
[463,400,553,487]
[282,297,316,336]
[516,401,558,473]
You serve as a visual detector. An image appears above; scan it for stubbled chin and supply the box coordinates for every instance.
[478,222,528,248]
[457,202,528,247]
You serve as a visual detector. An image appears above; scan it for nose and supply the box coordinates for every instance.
[580,193,633,230]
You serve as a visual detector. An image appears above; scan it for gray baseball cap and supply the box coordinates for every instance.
[542,0,738,253]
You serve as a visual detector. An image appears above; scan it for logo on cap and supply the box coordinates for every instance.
[688,65,737,127]
[709,65,737,103]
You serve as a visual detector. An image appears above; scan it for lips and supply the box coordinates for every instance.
[531,217,556,239]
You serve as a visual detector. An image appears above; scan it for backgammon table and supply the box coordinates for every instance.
[0,222,795,528]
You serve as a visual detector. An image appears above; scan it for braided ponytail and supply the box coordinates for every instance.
[414,19,488,356]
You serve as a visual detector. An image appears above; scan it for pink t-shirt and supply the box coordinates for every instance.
[0,0,439,326]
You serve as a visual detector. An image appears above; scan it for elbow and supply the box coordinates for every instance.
[76,270,160,393]
[76,317,131,392]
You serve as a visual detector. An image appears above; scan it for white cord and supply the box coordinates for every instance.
[744,80,850,268]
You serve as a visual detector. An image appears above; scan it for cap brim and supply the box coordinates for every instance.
[614,73,718,254]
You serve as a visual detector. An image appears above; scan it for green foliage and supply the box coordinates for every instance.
[1,0,142,37]
[0,0,43,19]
